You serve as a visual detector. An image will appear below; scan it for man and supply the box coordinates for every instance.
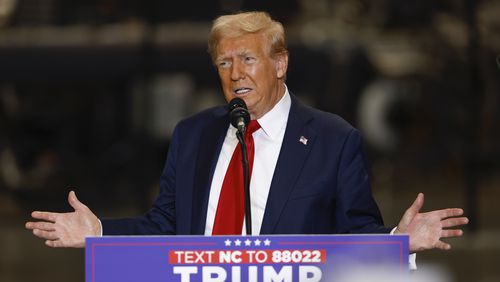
[26,12,467,255]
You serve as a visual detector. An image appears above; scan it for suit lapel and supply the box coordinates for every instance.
[190,107,229,234]
[260,96,317,234]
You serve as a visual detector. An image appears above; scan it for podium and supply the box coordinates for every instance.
[86,234,408,282]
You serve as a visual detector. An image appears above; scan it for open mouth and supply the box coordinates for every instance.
[234,87,252,95]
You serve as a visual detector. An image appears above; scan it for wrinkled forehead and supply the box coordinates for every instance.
[215,33,271,59]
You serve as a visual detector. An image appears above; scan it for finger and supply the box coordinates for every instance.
[25,221,55,231]
[31,211,59,222]
[32,229,59,240]
[46,239,84,248]
[435,240,451,250]
[439,208,464,219]
[441,229,464,238]
[45,239,64,248]
[441,217,469,228]
[68,191,87,211]
[406,193,425,217]
[396,193,425,233]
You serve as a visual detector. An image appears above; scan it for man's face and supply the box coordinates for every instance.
[215,33,288,120]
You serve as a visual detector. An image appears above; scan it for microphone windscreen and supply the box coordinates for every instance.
[228,98,250,129]
[229,98,247,111]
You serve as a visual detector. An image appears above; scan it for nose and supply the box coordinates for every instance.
[230,61,245,81]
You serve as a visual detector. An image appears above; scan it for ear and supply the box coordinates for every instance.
[275,52,289,79]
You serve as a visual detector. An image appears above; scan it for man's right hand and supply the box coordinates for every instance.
[25,191,101,248]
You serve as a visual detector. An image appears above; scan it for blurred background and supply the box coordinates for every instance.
[0,0,499,281]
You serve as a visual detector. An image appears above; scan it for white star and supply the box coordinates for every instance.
[234,239,242,246]
[224,239,232,246]
[264,239,271,246]
[244,239,252,246]
[254,239,261,246]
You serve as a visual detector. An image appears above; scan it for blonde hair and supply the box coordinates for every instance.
[207,11,287,62]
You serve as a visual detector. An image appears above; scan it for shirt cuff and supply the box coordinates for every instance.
[391,227,417,270]
[98,219,103,237]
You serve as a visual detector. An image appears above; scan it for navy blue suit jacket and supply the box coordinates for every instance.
[102,95,390,235]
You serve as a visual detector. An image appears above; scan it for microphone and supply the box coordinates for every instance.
[229,98,250,134]
[227,98,252,235]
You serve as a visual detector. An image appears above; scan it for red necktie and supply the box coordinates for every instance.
[212,120,261,235]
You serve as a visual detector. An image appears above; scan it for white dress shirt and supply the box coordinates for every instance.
[204,86,291,235]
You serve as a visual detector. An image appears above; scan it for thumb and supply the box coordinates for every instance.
[68,190,87,211]
[405,193,424,219]
[397,193,424,233]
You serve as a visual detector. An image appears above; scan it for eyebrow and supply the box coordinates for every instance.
[216,50,254,62]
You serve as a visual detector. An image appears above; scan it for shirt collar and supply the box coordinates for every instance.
[227,84,291,140]
[256,84,291,140]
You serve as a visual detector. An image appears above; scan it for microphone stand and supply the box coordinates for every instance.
[236,130,252,235]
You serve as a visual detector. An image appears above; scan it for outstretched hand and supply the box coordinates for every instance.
[395,193,469,253]
[25,191,101,248]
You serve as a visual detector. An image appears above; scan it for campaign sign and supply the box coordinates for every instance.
[86,234,408,282]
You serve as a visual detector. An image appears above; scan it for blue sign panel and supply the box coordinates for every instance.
[86,234,408,282]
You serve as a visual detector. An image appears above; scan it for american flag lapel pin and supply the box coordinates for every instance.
[299,136,308,145]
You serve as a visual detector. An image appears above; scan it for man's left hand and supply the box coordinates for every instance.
[395,193,469,253]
